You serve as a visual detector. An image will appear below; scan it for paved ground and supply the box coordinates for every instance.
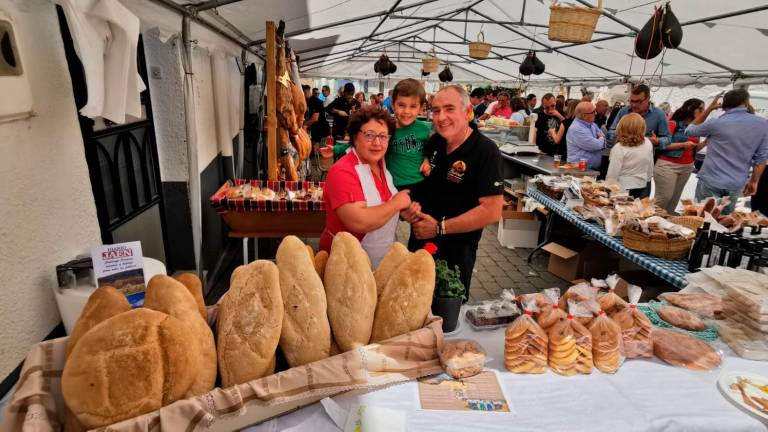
[395,222,569,303]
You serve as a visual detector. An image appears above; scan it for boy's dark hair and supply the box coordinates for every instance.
[301,84,310,91]
[347,106,396,147]
[343,82,355,95]
[722,89,750,110]
[392,78,426,103]
[470,88,485,98]
[526,93,536,101]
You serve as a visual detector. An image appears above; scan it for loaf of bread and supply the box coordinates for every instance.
[66,286,130,358]
[173,272,207,321]
[589,312,624,373]
[306,244,315,261]
[657,305,707,331]
[314,250,329,280]
[371,249,435,342]
[218,260,284,387]
[144,275,217,397]
[324,232,377,352]
[653,328,721,370]
[276,236,331,367]
[373,242,410,297]
[62,308,199,429]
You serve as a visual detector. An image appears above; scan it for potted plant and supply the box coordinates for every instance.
[431,258,465,333]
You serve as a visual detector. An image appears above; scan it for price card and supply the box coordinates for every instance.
[91,241,145,307]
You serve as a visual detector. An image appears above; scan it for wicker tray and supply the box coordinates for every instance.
[536,181,565,200]
[668,215,704,233]
[621,226,695,260]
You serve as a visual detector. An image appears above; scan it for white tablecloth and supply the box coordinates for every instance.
[246,311,768,432]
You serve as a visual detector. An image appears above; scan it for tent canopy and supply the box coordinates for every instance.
[150,0,768,86]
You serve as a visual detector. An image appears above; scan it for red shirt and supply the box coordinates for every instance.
[319,151,394,252]
[660,120,697,165]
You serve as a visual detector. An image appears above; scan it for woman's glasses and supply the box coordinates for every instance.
[359,130,390,143]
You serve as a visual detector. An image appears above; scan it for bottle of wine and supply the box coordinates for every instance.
[707,232,723,268]
[688,222,711,272]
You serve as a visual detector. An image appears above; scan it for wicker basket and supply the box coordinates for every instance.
[668,215,705,233]
[548,0,603,43]
[621,226,695,260]
[422,50,440,73]
[468,32,492,59]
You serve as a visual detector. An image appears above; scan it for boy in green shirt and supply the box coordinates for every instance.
[321,79,432,196]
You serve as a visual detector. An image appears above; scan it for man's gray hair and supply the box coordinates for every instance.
[439,85,471,108]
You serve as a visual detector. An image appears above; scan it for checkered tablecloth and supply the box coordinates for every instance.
[527,187,689,288]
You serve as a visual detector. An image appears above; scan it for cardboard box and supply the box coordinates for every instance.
[497,210,540,249]
[543,242,620,282]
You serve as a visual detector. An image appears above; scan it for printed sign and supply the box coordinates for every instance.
[91,241,145,307]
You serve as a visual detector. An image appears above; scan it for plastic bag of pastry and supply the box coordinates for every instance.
[611,285,653,358]
[505,297,548,374]
[548,301,593,376]
[439,339,486,379]
[465,289,521,330]
[589,310,625,373]
[654,304,707,331]
[536,288,566,330]
[559,283,601,327]
[659,292,723,320]
[652,328,722,371]
[599,274,630,315]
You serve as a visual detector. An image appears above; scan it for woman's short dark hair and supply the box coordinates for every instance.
[670,98,704,122]
[511,97,526,112]
[347,106,396,147]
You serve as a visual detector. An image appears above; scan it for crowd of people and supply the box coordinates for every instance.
[298,80,768,298]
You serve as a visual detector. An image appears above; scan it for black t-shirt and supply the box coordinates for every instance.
[307,96,329,141]
[594,113,607,128]
[420,127,503,243]
[473,102,486,119]
[327,96,360,138]
[535,112,561,156]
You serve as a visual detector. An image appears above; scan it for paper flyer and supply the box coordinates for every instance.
[91,241,145,307]
[418,370,511,413]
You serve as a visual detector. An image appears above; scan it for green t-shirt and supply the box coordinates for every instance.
[385,120,432,186]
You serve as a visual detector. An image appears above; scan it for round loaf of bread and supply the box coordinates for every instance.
[66,286,131,359]
[324,232,377,352]
[144,275,217,397]
[62,308,199,429]
[173,272,207,321]
[217,260,284,388]
[371,249,435,342]
[276,236,331,367]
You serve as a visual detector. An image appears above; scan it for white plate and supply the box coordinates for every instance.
[717,372,768,423]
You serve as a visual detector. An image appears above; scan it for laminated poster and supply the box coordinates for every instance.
[418,370,511,413]
[91,241,145,307]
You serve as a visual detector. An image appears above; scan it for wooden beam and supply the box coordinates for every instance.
[266,21,277,181]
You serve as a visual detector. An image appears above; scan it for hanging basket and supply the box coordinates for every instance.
[468,31,492,59]
[422,56,440,73]
[548,0,603,43]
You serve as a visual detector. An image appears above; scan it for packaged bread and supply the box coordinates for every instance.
[144,275,217,397]
[373,242,410,298]
[657,305,707,331]
[65,286,131,358]
[62,308,199,429]
[548,301,593,376]
[371,249,435,342]
[660,292,723,320]
[173,272,207,321]
[598,275,629,315]
[440,339,486,379]
[589,310,625,373]
[611,285,653,358]
[324,232,377,352]
[314,250,329,280]
[276,236,332,367]
[217,260,283,387]
[505,297,548,374]
[559,283,601,327]
[536,288,566,330]
[652,328,722,370]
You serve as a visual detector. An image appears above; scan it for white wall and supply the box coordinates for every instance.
[0,0,101,378]
[143,29,188,183]
[194,46,220,174]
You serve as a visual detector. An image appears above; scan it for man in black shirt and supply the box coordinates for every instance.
[535,93,565,156]
[303,85,329,150]
[526,93,537,115]
[404,85,504,300]
[470,87,486,120]
[326,82,360,139]
[594,99,609,128]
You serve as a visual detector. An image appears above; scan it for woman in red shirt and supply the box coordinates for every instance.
[319,106,414,267]
[654,98,704,214]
